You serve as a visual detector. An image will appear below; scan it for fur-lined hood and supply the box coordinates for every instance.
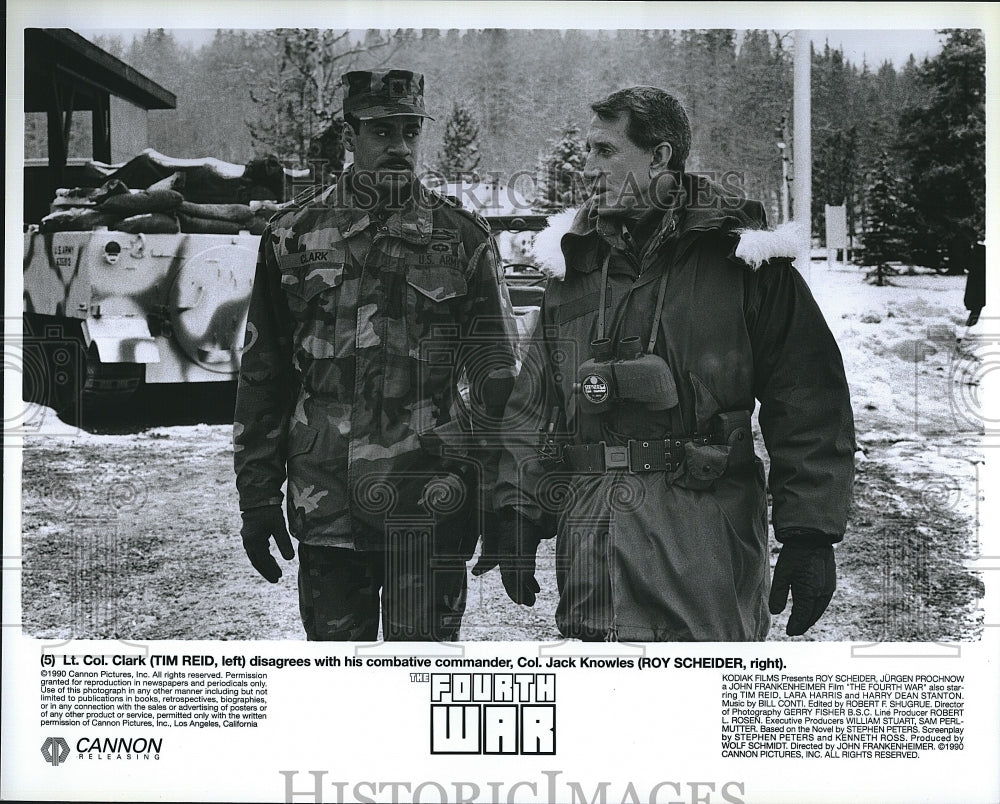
[530,175,803,280]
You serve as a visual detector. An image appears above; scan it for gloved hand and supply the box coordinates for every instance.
[241,506,295,583]
[498,509,544,607]
[471,509,546,605]
[768,531,837,636]
[470,511,503,577]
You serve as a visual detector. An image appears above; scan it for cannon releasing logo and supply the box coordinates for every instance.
[430,673,556,755]
[40,737,70,766]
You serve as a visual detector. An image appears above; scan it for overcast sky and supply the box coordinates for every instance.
[77,27,946,71]
[17,0,992,72]
[810,29,945,67]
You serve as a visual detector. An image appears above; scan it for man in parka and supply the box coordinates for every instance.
[483,86,855,641]
[234,70,518,641]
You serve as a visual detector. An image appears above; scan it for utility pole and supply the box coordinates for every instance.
[775,115,791,224]
[793,30,812,278]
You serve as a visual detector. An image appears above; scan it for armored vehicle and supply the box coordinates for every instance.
[24,226,260,413]
[22,149,299,418]
[23,155,551,420]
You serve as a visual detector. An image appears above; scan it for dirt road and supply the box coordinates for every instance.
[17,382,983,642]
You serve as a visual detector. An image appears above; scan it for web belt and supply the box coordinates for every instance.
[560,435,716,474]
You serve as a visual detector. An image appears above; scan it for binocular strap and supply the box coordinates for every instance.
[647,270,670,355]
[596,251,612,342]
[595,249,672,357]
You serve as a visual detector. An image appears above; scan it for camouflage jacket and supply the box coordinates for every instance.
[234,173,519,549]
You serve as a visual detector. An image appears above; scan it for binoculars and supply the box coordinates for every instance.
[574,337,679,414]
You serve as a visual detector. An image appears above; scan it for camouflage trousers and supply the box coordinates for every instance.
[297,528,469,641]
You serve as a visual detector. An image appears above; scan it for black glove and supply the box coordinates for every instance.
[471,511,502,577]
[497,509,544,607]
[768,530,837,636]
[241,505,295,583]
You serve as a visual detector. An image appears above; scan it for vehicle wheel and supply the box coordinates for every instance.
[81,345,144,416]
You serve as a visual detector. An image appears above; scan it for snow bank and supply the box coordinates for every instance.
[15,261,985,469]
[803,262,978,442]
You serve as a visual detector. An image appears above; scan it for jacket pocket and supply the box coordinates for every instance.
[679,442,730,490]
[675,410,753,490]
[404,265,469,360]
[688,371,722,433]
[287,420,319,461]
[282,263,345,319]
[286,419,342,537]
[405,265,468,303]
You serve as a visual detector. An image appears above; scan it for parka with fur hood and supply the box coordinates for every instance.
[494,173,855,641]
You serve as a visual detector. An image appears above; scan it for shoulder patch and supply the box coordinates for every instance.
[430,190,492,235]
[734,222,804,270]
[453,204,492,235]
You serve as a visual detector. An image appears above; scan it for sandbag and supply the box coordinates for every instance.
[245,184,280,202]
[105,153,245,203]
[51,179,130,210]
[99,189,184,216]
[147,172,187,192]
[51,196,97,212]
[89,178,132,205]
[172,166,249,204]
[178,201,254,223]
[113,213,181,234]
[39,209,118,232]
[53,187,97,209]
[178,213,243,234]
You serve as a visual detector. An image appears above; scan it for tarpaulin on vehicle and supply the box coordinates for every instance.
[105,151,287,204]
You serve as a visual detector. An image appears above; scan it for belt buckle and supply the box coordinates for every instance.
[628,439,674,472]
[603,444,629,470]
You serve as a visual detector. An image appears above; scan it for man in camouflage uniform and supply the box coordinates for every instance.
[234,70,518,641]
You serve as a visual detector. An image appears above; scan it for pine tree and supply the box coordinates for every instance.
[534,122,588,212]
[863,151,905,286]
[895,29,985,272]
[436,103,481,181]
[248,29,399,167]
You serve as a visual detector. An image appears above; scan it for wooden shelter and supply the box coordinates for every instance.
[23,28,176,222]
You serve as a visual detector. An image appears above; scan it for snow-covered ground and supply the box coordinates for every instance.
[15,257,986,533]
[800,260,986,533]
[12,255,989,641]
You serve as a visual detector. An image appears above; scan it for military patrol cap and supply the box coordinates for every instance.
[342,69,434,121]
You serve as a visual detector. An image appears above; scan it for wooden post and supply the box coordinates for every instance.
[92,92,112,164]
